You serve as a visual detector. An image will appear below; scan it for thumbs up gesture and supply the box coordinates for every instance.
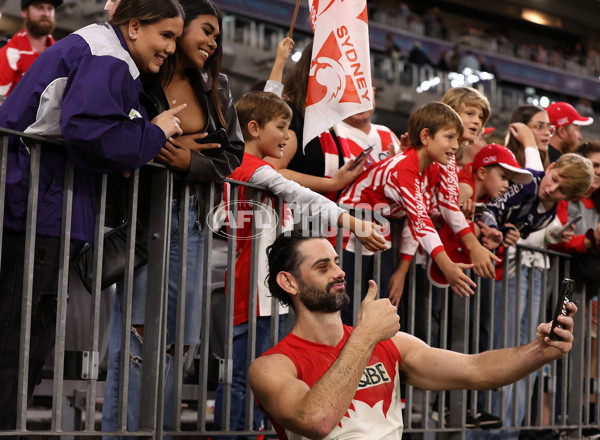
[357,280,400,342]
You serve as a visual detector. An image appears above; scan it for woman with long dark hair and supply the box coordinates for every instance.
[0,0,185,431]
[101,0,244,434]
[505,103,552,169]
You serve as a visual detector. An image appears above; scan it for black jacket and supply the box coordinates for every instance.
[149,70,244,227]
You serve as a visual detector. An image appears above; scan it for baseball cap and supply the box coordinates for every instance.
[471,144,532,185]
[483,127,495,136]
[546,102,593,128]
[22,0,62,9]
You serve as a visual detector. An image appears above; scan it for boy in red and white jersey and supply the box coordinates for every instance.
[214,91,386,435]
[339,102,476,299]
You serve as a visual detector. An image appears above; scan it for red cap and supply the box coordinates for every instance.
[471,144,532,185]
[483,127,495,136]
[546,102,593,128]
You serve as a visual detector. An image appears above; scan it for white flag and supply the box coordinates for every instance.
[303,0,373,150]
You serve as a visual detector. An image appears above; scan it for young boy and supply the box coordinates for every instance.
[388,89,499,305]
[213,91,386,435]
[338,102,476,300]
[478,152,592,431]
[442,86,491,166]
[428,144,533,285]
[479,153,593,238]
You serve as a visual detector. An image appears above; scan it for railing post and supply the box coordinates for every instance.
[138,166,172,437]
[16,142,41,431]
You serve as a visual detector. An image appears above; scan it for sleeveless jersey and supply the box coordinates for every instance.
[261,325,404,439]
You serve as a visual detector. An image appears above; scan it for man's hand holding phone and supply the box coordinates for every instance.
[349,146,374,171]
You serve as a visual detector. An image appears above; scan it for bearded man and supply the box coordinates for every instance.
[248,232,577,439]
[0,0,62,103]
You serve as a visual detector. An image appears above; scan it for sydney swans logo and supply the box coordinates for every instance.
[307,0,371,113]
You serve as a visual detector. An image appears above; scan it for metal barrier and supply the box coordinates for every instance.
[1,128,598,439]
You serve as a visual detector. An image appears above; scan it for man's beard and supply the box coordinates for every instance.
[26,17,55,38]
[297,278,350,313]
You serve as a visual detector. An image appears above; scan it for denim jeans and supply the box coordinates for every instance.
[489,268,542,439]
[213,315,285,439]
[102,196,205,436]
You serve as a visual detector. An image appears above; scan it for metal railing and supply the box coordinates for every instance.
[0,128,598,439]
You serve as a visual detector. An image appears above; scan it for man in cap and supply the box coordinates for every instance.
[0,0,62,103]
[547,101,593,163]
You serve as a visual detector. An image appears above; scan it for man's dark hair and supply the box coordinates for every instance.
[266,232,322,310]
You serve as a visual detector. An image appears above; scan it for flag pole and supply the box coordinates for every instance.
[288,0,301,38]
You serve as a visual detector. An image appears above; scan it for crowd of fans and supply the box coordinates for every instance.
[0,0,597,438]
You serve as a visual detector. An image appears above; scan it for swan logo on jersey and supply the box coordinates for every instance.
[303,0,372,149]
[358,362,391,390]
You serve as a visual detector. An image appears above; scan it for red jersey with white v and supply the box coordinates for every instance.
[225,153,290,326]
[338,147,444,257]
[261,325,404,439]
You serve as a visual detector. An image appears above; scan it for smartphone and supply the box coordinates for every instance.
[349,146,374,171]
[195,128,228,157]
[549,278,574,341]
[551,215,583,238]
[473,203,486,221]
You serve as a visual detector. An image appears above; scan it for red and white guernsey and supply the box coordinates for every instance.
[0,28,54,99]
[334,121,400,166]
[261,325,403,439]
[397,153,471,260]
[225,153,344,326]
[338,147,446,258]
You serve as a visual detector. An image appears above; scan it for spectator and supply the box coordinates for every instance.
[334,90,400,163]
[549,141,600,272]
[0,0,62,103]
[338,102,477,300]
[407,41,433,67]
[548,143,600,394]
[213,90,385,437]
[457,144,532,249]
[479,153,593,436]
[0,0,185,431]
[332,90,400,324]
[397,2,411,20]
[478,55,490,72]
[442,86,490,164]
[263,36,294,96]
[436,49,451,72]
[101,0,245,435]
[506,104,552,169]
[247,232,577,440]
[546,101,593,163]
[265,40,366,201]
[384,32,401,61]
[449,44,462,72]
[458,50,480,73]
[423,7,446,39]
[535,44,549,65]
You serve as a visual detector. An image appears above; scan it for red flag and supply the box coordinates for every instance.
[303,0,373,149]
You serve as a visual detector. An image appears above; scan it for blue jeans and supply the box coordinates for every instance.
[102,196,205,436]
[213,316,285,439]
[489,268,542,439]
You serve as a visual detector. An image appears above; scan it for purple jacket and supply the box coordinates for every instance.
[0,23,166,242]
